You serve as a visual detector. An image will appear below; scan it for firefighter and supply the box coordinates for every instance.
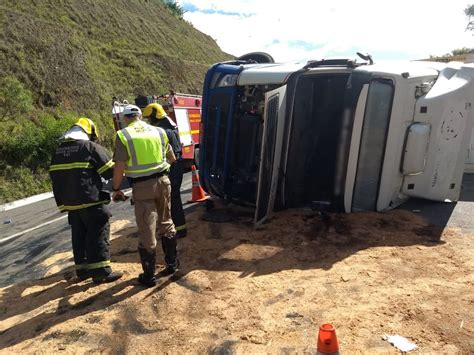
[142,103,187,238]
[112,105,179,287]
[49,118,123,284]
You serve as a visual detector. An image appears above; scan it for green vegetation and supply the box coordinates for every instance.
[0,76,33,121]
[464,4,473,31]
[452,47,474,55]
[465,4,474,16]
[429,47,474,62]
[0,0,232,203]
[162,0,187,19]
[0,109,77,201]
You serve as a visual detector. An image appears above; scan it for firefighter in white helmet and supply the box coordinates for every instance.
[143,103,187,238]
[112,105,179,287]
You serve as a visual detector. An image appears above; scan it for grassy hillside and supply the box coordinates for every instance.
[0,0,232,203]
[0,0,230,110]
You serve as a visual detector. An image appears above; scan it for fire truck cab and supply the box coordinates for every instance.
[112,92,202,167]
[199,56,474,225]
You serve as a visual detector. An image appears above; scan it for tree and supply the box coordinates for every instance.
[162,0,187,19]
[452,47,474,55]
[465,4,474,16]
[466,4,474,31]
[0,76,33,121]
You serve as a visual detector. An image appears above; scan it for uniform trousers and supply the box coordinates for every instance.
[68,204,112,277]
[169,160,186,236]
[132,175,178,267]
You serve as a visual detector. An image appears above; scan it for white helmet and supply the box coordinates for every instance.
[122,104,142,117]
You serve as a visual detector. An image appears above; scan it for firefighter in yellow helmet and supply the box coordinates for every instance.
[143,103,187,238]
[49,118,123,284]
[142,102,167,124]
[112,105,179,287]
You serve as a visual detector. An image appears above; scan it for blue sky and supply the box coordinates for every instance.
[180,0,474,62]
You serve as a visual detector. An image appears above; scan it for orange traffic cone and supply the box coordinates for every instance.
[317,323,339,355]
[188,165,210,202]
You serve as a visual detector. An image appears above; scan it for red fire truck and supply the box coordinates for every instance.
[112,92,202,167]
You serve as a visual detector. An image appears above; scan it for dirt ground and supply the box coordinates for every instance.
[0,204,473,354]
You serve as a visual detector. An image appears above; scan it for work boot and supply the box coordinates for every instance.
[64,269,89,283]
[77,271,92,281]
[160,260,180,277]
[92,271,123,284]
[161,234,179,274]
[138,247,156,287]
[75,268,91,281]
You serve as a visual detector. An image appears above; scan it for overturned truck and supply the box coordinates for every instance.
[199,54,474,224]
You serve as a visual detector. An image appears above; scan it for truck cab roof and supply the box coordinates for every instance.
[236,60,459,86]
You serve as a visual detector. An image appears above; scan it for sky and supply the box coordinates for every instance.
[180,0,474,63]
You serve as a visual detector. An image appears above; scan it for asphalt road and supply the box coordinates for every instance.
[0,172,194,287]
[1,172,473,288]
[401,173,474,231]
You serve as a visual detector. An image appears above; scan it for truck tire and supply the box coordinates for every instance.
[237,52,275,63]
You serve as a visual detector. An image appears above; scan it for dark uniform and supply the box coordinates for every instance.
[49,128,119,282]
[149,113,187,238]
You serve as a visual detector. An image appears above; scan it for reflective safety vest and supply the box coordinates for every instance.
[117,120,170,178]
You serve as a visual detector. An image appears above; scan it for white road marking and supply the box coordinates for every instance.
[0,171,193,244]
[0,215,68,244]
[0,190,133,244]
[0,192,54,212]
[0,172,193,212]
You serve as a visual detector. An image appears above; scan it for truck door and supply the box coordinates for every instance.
[402,65,474,201]
[255,85,287,225]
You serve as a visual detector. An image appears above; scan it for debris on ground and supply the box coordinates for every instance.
[383,334,418,352]
[0,207,473,353]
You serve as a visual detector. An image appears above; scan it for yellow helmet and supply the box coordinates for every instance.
[142,103,167,120]
[74,117,98,141]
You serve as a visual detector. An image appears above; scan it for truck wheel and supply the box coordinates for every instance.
[237,52,275,63]
[194,147,200,169]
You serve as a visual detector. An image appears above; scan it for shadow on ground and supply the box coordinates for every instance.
[1,175,470,349]
[401,173,474,231]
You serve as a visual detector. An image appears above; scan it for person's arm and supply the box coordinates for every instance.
[166,128,182,160]
[49,171,64,209]
[49,153,64,209]
[112,162,126,190]
[112,134,128,201]
[166,142,176,164]
[90,143,115,180]
[112,161,126,201]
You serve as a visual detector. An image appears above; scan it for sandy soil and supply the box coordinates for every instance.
[0,205,473,354]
